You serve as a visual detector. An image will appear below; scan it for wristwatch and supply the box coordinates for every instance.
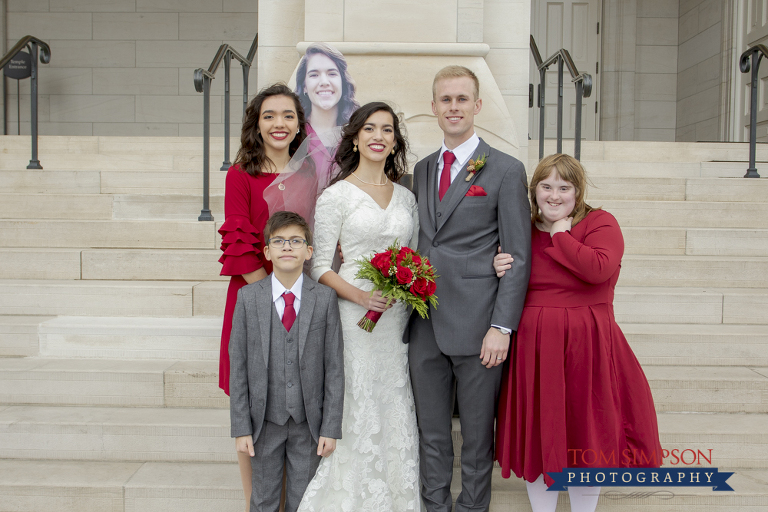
[495,326,512,335]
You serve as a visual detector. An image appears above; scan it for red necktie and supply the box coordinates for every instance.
[438,151,456,201]
[282,292,296,332]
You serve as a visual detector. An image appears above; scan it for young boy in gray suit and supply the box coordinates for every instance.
[229,211,345,512]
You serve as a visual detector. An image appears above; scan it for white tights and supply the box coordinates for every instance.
[525,475,600,512]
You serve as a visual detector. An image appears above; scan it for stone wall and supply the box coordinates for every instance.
[600,0,679,142]
[4,0,257,137]
[676,0,724,141]
[634,0,679,141]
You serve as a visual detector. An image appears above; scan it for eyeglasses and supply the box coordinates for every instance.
[268,238,308,249]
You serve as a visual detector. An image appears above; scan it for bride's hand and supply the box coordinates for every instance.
[357,289,396,312]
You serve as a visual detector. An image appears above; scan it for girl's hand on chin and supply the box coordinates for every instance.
[550,217,573,236]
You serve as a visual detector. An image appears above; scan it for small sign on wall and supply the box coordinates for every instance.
[3,49,32,80]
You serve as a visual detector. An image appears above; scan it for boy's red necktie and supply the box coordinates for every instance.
[282,292,296,332]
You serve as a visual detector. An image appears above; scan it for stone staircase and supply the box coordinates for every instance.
[0,135,767,511]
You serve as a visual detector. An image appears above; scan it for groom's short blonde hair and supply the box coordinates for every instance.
[432,66,480,100]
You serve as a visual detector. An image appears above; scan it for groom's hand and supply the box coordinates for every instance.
[480,327,510,368]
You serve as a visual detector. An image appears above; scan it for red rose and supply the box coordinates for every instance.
[396,252,406,265]
[426,280,436,296]
[412,277,428,298]
[371,251,392,276]
[395,265,413,285]
[411,254,422,266]
[400,246,414,255]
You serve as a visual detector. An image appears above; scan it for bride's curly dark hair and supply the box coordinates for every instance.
[235,83,308,177]
[330,102,409,186]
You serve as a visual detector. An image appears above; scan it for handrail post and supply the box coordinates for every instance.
[27,42,42,170]
[556,57,564,155]
[242,62,249,119]
[199,75,214,221]
[746,50,762,178]
[538,69,546,160]
[574,80,584,161]
[221,52,231,171]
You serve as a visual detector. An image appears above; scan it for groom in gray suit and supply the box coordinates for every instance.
[407,66,531,511]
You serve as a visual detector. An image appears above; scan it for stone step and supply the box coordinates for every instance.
[481,467,768,511]
[11,249,767,285]
[112,194,224,220]
[0,358,225,409]
[586,176,768,202]
[0,193,113,220]
[644,366,768,413]
[0,170,102,194]
[619,256,768,288]
[623,324,768,366]
[38,316,221,360]
[0,280,765,324]
[0,315,53,357]
[0,280,198,317]
[0,406,764,469]
[601,200,768,229]
[0,459,763,512]
[3,356,764,413]
[453,412,768,470]
[0,220,217,249]
[529,139,768,163]
[0,405,232,463]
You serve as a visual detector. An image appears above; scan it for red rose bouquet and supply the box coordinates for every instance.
[354,242,439,332]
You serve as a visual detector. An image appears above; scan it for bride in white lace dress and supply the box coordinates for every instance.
[299,102,422,512]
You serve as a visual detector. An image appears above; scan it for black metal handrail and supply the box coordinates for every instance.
[1,35,51,169]
[739,44,767,178]
[193,33,258,221]
[530,35,592,161]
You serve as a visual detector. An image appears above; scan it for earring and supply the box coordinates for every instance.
[391,148,395,155]
[297,129,300,134]
[353,144,358,152]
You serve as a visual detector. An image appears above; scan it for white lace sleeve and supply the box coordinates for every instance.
[311,185,343,282]
[408,191,419,251]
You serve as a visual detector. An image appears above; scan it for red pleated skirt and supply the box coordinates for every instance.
[495,303,662,486]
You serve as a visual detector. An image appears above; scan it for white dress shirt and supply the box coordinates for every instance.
[271,273,303,319]
[436,132,480,187]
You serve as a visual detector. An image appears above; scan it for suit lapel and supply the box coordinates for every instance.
[425,151,439,231]
[255,279,273,368]
[435,139,491,232]
[297,277,316,359]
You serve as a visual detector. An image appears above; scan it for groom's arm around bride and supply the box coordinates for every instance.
[407,65,531,512]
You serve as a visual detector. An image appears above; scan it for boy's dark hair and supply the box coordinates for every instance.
[264,211,313,247]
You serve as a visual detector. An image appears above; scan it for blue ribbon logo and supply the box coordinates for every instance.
[546,468,734,492]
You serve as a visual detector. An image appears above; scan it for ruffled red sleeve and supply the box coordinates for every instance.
[218,167,266,276]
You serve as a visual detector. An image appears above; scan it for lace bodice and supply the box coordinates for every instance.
[311,180,419,285]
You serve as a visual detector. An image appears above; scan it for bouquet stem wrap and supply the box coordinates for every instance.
[357,310,383,332]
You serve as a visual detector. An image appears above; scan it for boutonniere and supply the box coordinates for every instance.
[465,154,488,181]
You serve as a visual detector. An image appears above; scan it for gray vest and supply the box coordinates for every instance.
[265,305,306,425]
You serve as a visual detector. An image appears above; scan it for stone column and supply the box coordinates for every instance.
[600,0,637,141]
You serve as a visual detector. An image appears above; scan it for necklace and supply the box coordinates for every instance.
[352,172,389,186]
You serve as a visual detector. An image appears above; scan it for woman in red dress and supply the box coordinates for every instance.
[218,83,313,510]
[493,154,662,512]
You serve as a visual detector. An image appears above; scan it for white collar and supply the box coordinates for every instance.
[440,132,480,165]
[271,273,303,303]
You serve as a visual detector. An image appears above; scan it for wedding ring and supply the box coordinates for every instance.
[496,357,503,360]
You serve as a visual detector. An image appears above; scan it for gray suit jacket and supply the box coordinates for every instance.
[408,138,531,355]
[229,276,345,443]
